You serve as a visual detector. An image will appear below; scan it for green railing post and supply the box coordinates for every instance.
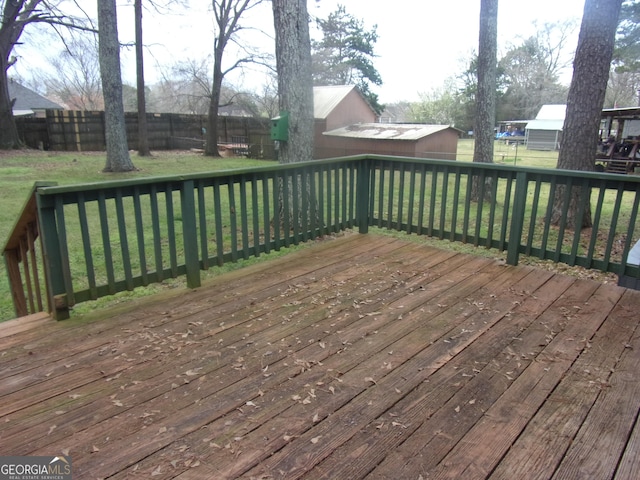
[181,180,201,288]
[36,193,70,320]
[507,171,528,266]
[357,158,371,233]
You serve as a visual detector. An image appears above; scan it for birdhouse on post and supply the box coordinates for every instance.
[270,111,289,141]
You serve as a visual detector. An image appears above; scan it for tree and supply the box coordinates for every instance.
[272,0,316,230]
[311,4,382,114]
[205,0,266,157]
[98,0,136,172]
[272,0,314,164]
[607,0,640,106]
[455,57,482,134]
[552,0,622,228]
[38,32,104,110]
[472,0,498,200]
[134,0,151,156]
[252,73,279,118]
[498,22,574,119]
[612,0,640,73]
[410,78,463,126]
[0,0,90,148]
[153,58,213,114]
[605,69,640,106]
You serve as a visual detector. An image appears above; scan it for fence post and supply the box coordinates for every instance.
[357,158,371,234]
[507,171,528,266]
[181,180,201,288]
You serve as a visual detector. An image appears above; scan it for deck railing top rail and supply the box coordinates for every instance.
[4,154,640,320]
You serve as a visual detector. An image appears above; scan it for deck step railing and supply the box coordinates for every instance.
[3,155,640,320]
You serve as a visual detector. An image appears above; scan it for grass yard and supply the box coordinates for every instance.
[0,141,613,322]
[458,138,560,168]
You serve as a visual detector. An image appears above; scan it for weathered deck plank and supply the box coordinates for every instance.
[491,287,640,480]
[0,233,638,480]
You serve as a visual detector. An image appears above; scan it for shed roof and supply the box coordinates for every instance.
[535,104,566,120]
[526,104,566,131]
[323,123,454,141]
[8,79,63,112]
[314,85,360,119]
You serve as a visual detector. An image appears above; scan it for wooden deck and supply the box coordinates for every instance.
[1,233,640,479]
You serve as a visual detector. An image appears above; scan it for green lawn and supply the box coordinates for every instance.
[457,138,560,168]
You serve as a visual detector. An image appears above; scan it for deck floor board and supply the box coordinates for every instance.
[1,234,638,479]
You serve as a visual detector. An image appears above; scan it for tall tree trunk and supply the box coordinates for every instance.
[98,0,136,172]
[0,71,20,149]
[0,0,33,149]
[551,0,622,228]
[205,45,224,157]
[472,0,498,201]
[272,0,314,164]
[135,0,151,156]
[272,0,317,230]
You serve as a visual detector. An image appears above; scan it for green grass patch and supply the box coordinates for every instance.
[456,138,560,168]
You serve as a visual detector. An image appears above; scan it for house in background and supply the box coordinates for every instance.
[218,104,254,117]
[378,102,412,123]
[525,104,566,150]
[313,85,458,160]
[8,79,63,117]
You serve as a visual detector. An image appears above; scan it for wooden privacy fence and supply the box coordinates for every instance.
[15,111,275,158]
[3,155,640,320]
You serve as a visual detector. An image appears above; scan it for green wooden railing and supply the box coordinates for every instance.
[4,155,640,320]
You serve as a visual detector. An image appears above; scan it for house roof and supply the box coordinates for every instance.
[8,79,63,113]
[526,104,566,131]
[314,85,360,119]
[218,104,254,117]
[323,123,454,141]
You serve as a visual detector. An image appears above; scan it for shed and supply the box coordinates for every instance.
[313,85,458,160]
[525,104,566,150]
[314,85,377,158]
[322,123,459,160]
[8,79,63,117]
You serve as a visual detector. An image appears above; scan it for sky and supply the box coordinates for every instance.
[14,0,588,104]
